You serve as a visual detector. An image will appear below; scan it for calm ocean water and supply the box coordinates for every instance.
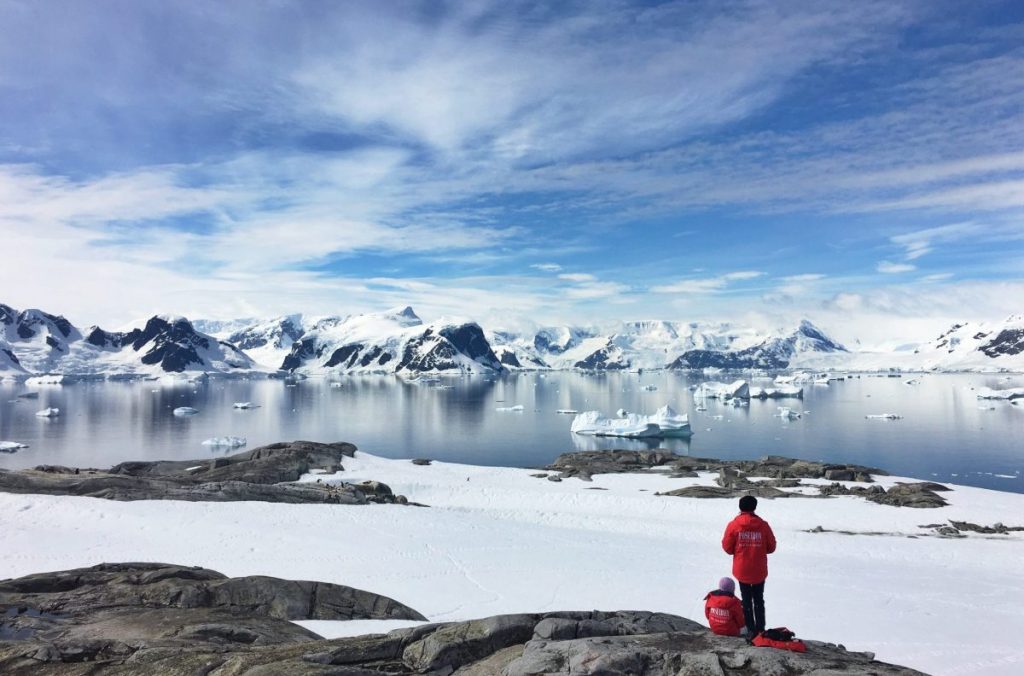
[1,372,1022,493]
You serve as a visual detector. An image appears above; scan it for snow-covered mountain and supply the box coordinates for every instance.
[0,304,259,377]
[3,300,1022,377]
[489,319,846,371]
[280,306,505,375]
[918,315,1024,370]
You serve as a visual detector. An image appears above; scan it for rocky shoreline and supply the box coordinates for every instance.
[0,441,411,505]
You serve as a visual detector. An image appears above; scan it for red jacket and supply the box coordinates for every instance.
[722,511,777,584]
[704,590,745,636]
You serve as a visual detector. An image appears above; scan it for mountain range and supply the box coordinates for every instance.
[2,301,1022,379]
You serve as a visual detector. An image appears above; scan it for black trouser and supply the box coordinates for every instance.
[739,581,765,634]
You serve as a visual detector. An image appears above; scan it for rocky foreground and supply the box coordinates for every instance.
[0,562,924,675]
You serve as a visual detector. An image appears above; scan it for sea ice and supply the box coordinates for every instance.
[201,436,247,448]
[173,407,199,416]
[35,407,60,417]
[0,441,29,452]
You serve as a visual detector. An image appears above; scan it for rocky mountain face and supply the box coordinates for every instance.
[0,303,82,372]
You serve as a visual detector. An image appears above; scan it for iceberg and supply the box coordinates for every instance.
[0,441,29,452]
[571,405,691,438]
[173,406,199,416]
[693,380,749,400]
[749,386,804,399]
[201,436,247,448]
[35,407,60,417]
[975,387,1024,401]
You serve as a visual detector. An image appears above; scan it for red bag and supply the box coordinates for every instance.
[752,627,807,653]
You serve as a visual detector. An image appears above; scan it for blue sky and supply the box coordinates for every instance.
[1,0,1022,343]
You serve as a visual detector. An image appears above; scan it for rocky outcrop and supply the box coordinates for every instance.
[0,441,410,505]
[0,573,923,675]
[0,562,426,674]
[819,481,950,508]
[546,451,883,483]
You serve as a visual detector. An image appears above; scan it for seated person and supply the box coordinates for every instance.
[704,576,745,636]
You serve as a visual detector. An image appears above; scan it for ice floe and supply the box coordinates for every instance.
[0,441,29,452]
[35,407,60,417]
[233,402,259,409]
[173,407,199,416]
[865,413,903,420]
[201,436,247,448]
[571,405,691,438]
[777,406,801,420]
[495,405,525,412]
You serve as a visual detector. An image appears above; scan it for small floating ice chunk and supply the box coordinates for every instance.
[233,402,259,409]
[749,385,804,399]
[777,406,801,420]
[994,474,1016,479]
[202,436,247,448]
[556,409,578,414]
[0,441,29,452]
[35,407,60,417]
[616,408,629,417]
[495,405,525,412]
[17,392,39,399]
[330,382,343,388]
[865,413,902,420]
[571,405,691,438]
[173,406,199,416]
[640,384,658,391]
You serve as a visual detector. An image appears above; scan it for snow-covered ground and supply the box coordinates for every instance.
[1,453,1022,675]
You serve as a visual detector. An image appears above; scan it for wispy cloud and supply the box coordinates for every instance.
[651,271,764,294]
[877,261,916,274]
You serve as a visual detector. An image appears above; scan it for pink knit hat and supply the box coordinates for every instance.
[718,577,735,594]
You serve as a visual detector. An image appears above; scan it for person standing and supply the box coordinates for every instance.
[721,495,776,636]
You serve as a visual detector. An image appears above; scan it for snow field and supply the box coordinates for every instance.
[1,452,1022,675]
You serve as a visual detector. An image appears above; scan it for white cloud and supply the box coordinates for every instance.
[531,263,562,272]
[877,260,916,274]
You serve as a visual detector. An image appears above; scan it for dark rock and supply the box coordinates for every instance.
[948,520,1024,534]
[412,458,433,466]
[0,441,411,506]
[868,482,949,508]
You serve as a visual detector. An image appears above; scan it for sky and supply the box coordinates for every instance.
[1,0,1022,346]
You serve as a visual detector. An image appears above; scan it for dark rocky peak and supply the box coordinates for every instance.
[84,326,125,349]
[227,315,305,351]
[0,303,15,326]
[793,320,846,352]
[438,323,496,362]
[393,305,421,322]
[120,316,212,372]
[9,308,77,341]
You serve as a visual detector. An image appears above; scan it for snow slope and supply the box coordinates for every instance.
[1,452,1021,675]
